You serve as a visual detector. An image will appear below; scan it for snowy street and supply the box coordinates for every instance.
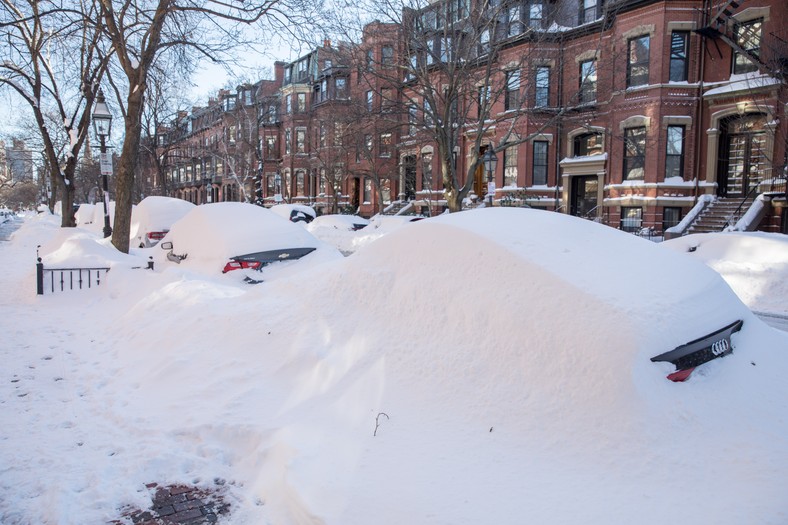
[1,209,787,525]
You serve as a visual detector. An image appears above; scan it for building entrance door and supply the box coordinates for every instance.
[719,114,767,197]
[570,175,598,218]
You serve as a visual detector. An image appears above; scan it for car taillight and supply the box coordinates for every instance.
[147,231,167,240]
[222,260,262,273]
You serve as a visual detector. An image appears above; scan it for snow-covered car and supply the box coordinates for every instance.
[309,214,370,231]
[269,203,317,224]
[130,196,195,248]
[155,202,341,282]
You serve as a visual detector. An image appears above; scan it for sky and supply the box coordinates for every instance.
[1,206,787,524]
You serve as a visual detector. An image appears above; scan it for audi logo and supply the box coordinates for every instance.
[710,338,730,356]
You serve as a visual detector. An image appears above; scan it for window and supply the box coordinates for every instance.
[532,141,548,185]
[319,168,327,194]
[422,152,433,187]
[335,77,347,98]
[669,32,689,82]
[627,35,650,87]
[379,132,392,157]
[286,95,292,114]
[579,59,597,103]
[382,46,394,67]
[296,129,306,154]
[366,49,374,70]
[366,90,374,111]
[504,145,518,186]
[319,122,326,148]
[381,88,394,112]
[580,0,598,24]
[267,104,277,123]
[665,125,685,180]
[620,207,642,233]
[505,69,520,111]
[477,85,491,118]
[296,170,306,196]
[334,123,344,146]
[623,127,646,180]
[266,174,276,196]
[528,1,544,28]
[733,18,762,74]
[508,6,522,37]
[364,178,372,202]
[285,129,292,155]
[535,66,549,107]
[423,98,434,127]
[265,136,277,158]
[479,29,490,54]
[440,36,452,62]
[228,125,236,144]
[663,207,682,232]
[409,104,419,135]
[574,132,603,156]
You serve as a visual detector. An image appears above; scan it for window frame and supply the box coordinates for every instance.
[620,206,643,233]
[626,35,650,88]
[532,140,548,185]
[623,126,647,181]
[669,31,690,82]
[535,66,550,107]
[505,69,521,111]
[579,59,597,103]
[665,125,685,180]
[733,18,763,74]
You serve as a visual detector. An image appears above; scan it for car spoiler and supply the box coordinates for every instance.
[233,247,316,264]
[651,319,743,372]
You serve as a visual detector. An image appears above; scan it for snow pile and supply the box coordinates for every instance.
[662,231,788,314]
[0,208,787,525]
[129,196,195,246]
[150,202,341,276]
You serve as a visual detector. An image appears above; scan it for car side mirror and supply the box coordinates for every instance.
[160,241,173,250]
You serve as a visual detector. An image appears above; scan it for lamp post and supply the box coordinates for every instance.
[482,148,498,207]
[92,90,113,238]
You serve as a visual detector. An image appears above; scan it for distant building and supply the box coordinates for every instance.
[4,139,35,183]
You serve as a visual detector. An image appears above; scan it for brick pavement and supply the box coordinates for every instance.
[110,482,231,525]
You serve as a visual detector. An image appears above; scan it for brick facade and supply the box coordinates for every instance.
[146,0,787,233]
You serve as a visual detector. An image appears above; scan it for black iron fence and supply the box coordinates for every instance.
[36,259,109,295]
[36,247,153,295]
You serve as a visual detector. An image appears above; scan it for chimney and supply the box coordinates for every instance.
[324,38,331,49]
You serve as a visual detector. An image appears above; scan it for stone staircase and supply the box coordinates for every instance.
[383,200,412,215]
[687,195,756,234]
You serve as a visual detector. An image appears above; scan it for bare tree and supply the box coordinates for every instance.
[97,0,289,253]
[0,0,110,226]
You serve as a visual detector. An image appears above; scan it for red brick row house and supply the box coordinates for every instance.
[147,0,787,234]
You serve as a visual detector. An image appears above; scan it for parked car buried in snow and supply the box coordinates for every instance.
[155,202,341,282]
[269,204,317,224]
[131,196,196,248]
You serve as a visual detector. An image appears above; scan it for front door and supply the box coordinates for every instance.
[719,114,767,197]
[570,175,598,218]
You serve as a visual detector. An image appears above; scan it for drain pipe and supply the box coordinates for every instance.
[693,1,709,206]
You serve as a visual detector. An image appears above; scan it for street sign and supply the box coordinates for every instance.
[100,152,112,176]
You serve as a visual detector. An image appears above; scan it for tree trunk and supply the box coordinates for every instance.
[111,89,145,253]
[59,168,76,227]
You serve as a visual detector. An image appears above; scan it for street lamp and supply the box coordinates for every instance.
[482,148,498,207]
[92,89,113,238]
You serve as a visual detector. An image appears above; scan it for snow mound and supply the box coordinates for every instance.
[662,232,788,314]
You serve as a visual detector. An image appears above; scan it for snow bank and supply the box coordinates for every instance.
[662,231,788,314]
[1,208,787,525]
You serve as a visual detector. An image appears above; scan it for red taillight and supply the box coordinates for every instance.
[147,231,167,240]
[222,260,262,273]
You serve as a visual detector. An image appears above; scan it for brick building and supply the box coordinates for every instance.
[148,0,787,234]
